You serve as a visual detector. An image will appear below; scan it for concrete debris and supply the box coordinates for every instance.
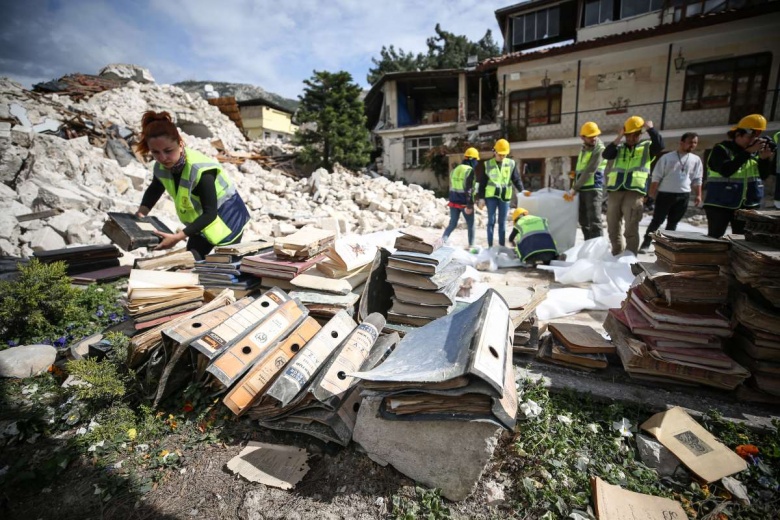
[636,434,681,477]
[1,69,454,258]
[0,344,57,379]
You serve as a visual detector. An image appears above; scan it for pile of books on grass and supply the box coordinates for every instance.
[193,240,271,298]
[126,269,204,331]
[603,231,749,390]
[151,286,395,445]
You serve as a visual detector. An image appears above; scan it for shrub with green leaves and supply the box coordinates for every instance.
[65,358,126,404]
[0,259,125,348]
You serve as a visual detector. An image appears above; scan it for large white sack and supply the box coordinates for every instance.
[517,189,578,252]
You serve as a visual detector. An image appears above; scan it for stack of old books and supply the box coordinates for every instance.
[385,246,462,327]
[350,289,517,430]
[728,294,780,398]
[537,323,614,371]
[604,230,750,389]
[126,269,204,330]
[240,250,324,291]
[193,240,272,298]
[273,227,335,260]
[727,235,780,309]
[736,208,780,246]
[507,285,549,355]
[34,244,123,277]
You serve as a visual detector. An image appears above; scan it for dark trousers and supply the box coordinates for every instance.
[645,192,690,238]
[525,251,556,266]
[578,190,603,240]
[187,232,243,261]
[705,206,745,238]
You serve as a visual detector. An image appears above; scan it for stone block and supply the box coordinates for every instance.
[48,210,90,236]
[353,396,502,501]
[28,226,67,252]
[35,184,89,210]
[637,434,681,477]
[0,345,57,378]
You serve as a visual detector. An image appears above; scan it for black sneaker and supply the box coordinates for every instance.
[639,236,652,253]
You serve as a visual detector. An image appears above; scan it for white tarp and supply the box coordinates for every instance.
[517,189,578,252]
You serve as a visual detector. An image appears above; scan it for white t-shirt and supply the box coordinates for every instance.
[651,151,703,193]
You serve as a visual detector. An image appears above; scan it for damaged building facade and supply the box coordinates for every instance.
[367,0,780,193]
[238,98,298,142]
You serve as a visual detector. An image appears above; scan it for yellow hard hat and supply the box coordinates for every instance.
[512,208,528,221]
[464,147,480,159]
[580,122,601,137]
[494,138,511,155]
[623,116,645,134]
[731,114,767,132]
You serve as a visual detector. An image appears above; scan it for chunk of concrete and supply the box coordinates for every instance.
[636,434,681,477]
[48,210,90,236]
[28,226,66,252]
[353,396,502,501]
[98,63,155,83]
[0,345,57,378]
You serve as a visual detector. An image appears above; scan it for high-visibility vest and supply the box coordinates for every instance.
[774,131,780,174]
[513,215,557,262]
[153,148,249,246]
[606,140,652,195]
[575,146,607,191]
[703,142,763,210]
[484,158,515,201]
[449,164,473,205]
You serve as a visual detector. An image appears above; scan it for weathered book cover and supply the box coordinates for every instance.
[102,212,173,251]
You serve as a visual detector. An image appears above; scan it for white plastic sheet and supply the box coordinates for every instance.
[517,188,578,252]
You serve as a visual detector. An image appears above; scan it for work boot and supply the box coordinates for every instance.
[639,235,652,253]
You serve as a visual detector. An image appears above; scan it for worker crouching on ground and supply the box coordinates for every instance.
[442,147,478,251]
[135,111,250,259]
[566,121,606,240]
[703,113,776,238]
[602,115,664,255]
[476,138,524,248]
[508,208,558,266]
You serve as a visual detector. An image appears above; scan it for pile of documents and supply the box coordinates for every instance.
[351,289,517,430]
[240,250,324,291]
[34,244,123,277]
[386,246,463,327]
[736,208,780,246]
[728,294,780,397]
[193,240,271,298]
[273,227,335,260]
[537,323,613,371]
[604,231,750,389]
[727,236,780,308]
[126,269,204,330]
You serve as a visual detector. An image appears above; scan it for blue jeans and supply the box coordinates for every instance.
[485,198,509,247]
[442,207,475,246]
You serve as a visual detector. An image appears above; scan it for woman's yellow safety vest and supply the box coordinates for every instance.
[152,148,249,246]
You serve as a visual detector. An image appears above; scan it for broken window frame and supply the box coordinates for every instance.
[511,7,561,47]
[404,135,443,168]
[507,86,563,141]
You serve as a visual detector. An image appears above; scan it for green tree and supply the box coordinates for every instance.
[367,25,502,85]
[295,70,371,171]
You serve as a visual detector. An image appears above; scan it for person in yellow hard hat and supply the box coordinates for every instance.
[567,121,606,240]
[475,138,525,248]
[442,147,479,250]
[508,208,558,266]
[703,114,775,238]
[602,115,664,255]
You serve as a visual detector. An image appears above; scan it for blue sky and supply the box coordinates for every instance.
[0,0,514,100]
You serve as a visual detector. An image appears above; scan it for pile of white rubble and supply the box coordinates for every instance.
[0,67,462,261]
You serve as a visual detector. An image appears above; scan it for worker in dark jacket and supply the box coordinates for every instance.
[508,208,558,266]
[442,147,478,250]
[703,114,775,238]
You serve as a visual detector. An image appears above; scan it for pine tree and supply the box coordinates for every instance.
[295,71,371,171]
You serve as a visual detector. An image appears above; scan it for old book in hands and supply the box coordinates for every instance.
[102,212,173,251]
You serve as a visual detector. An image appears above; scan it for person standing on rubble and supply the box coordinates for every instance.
[638,132,703,252]
[475,138,524,248]
[565,122,606,240]
[442,147,479,251]
[602,115,664,255]
[135,111,250,259]
[703,114,775,238]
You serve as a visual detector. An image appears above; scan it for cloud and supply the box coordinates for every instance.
[1,0,510,98]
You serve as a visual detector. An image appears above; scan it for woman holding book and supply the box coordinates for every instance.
[135,111,250,259]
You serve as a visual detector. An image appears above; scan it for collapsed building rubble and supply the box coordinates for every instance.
[0,70,473,259]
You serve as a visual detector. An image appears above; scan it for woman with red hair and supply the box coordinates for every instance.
[135,111,250,259]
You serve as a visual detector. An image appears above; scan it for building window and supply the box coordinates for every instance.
[584,0,614,26]
[682,53,771,120]
[512,7,560,46]
[522,159,546,190]
[671,0,760,22]
[405,135,443,168]
[508,86,563,140]
[620,0,663,18]
[264,131,271,139]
